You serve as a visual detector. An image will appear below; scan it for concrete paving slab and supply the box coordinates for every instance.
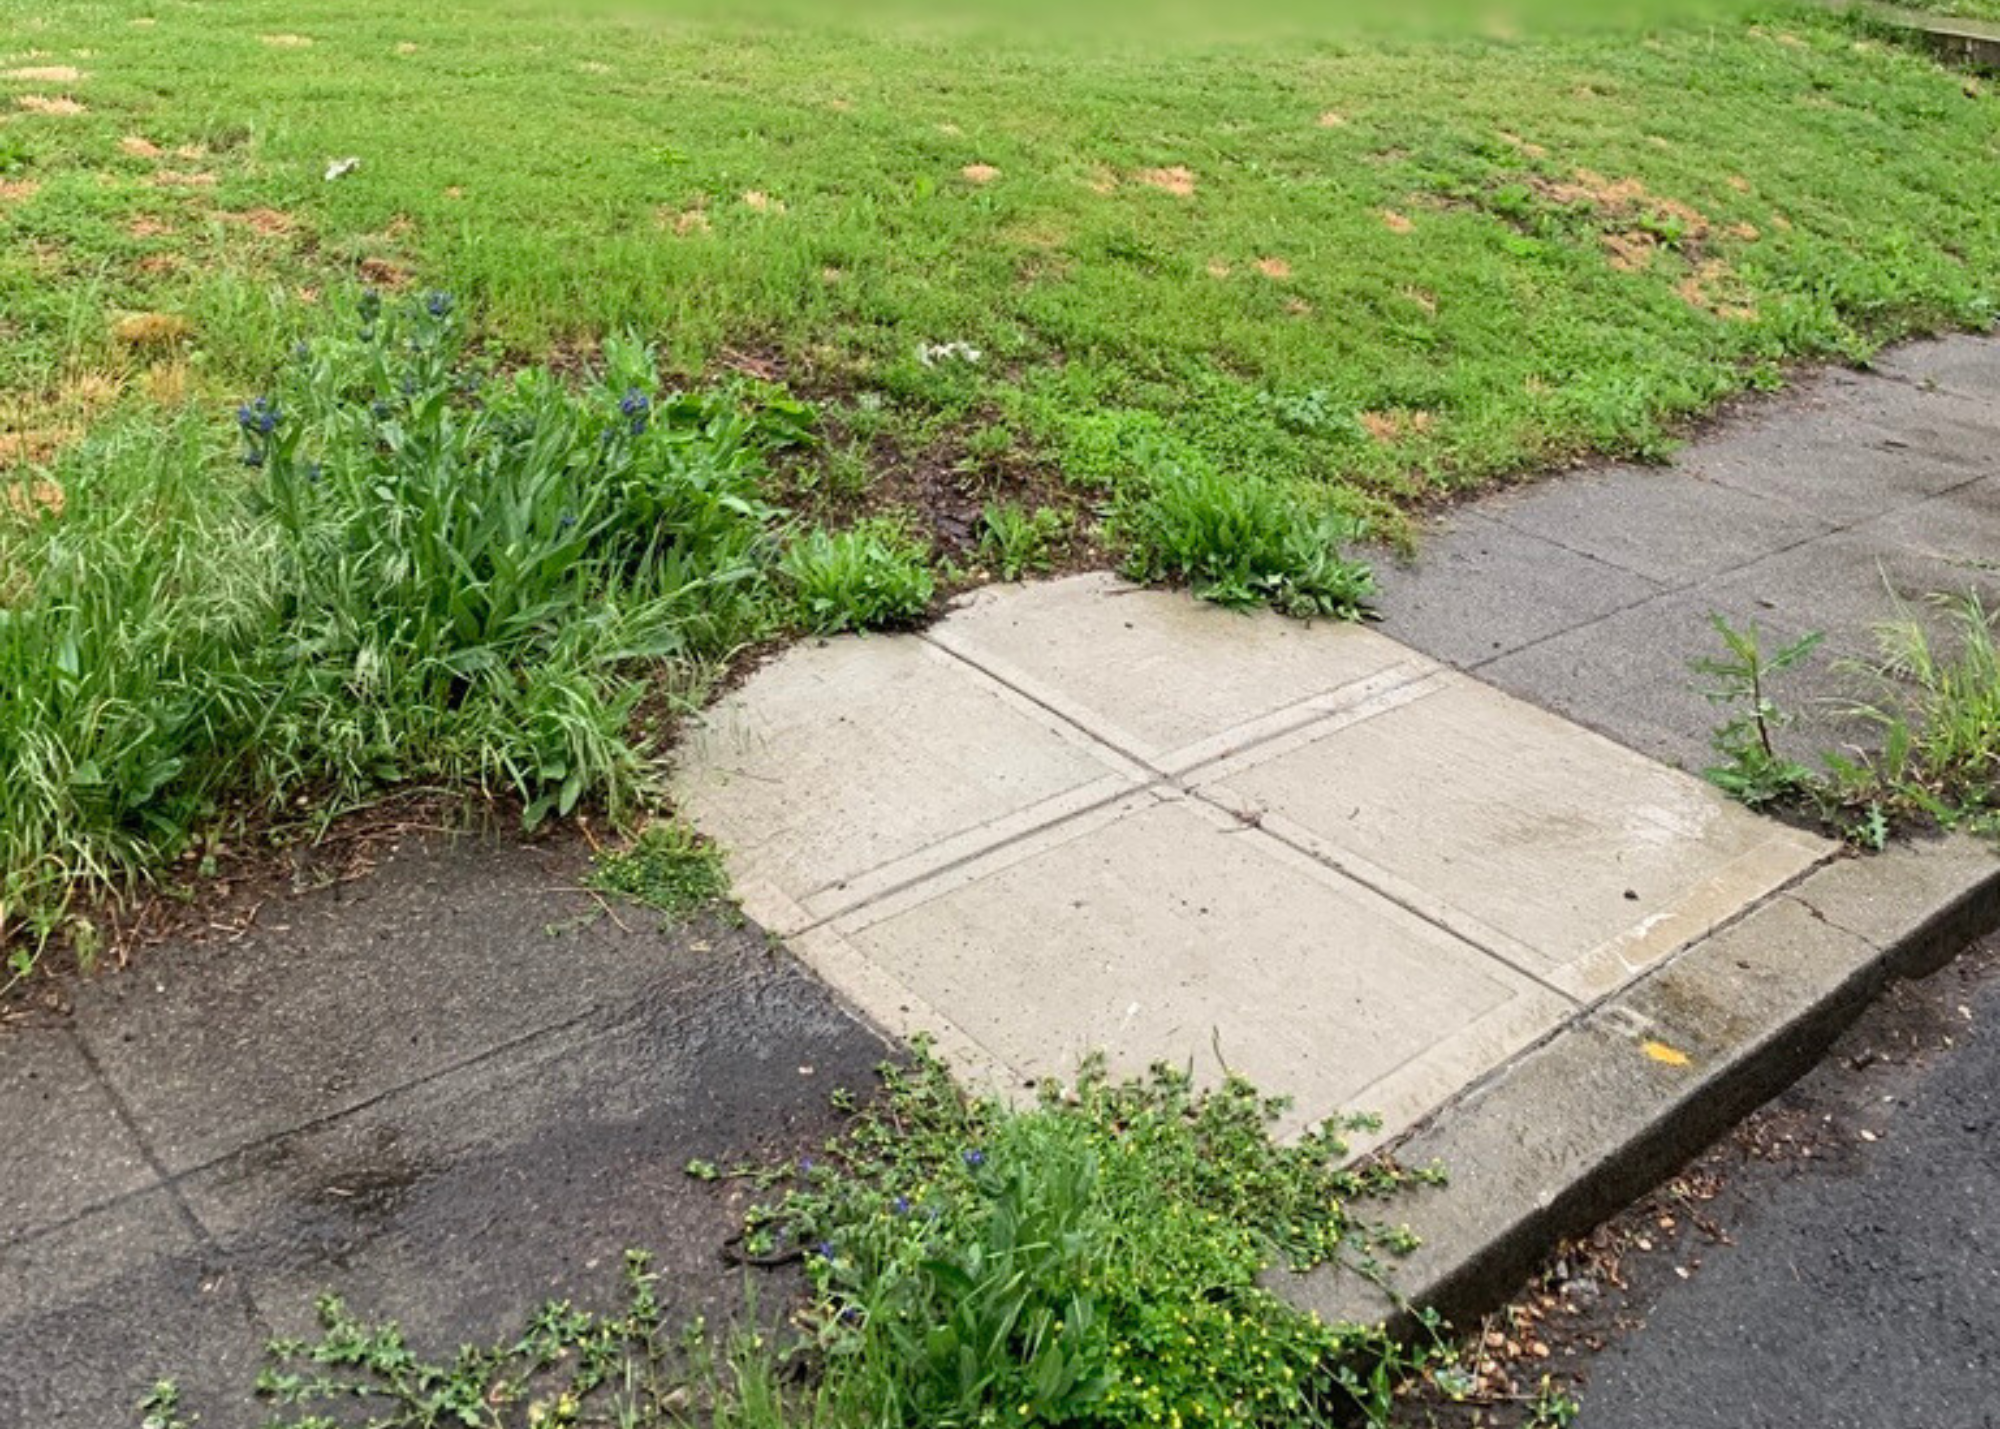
[1686,411,1986,528]
[1867,332,2000,400]
[0,1191,262,1429]
[1481,467,1832,585]
[177,937,880,1348]
[924,574,1439,775]
[827,789,1571,1140]
[69,838,718,1173]
[0,1027,156,1235]
[1368,510,1666,667]
[1196,673,1832,1000]
[674,635,1143,932]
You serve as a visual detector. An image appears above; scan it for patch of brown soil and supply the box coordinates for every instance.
[218,207,297,235]
[1284,297,1314,317]
[1726,221,1761,242]
[1601,230,1656,272]
[1206,259,1233,279]
[127,215,173,238]
[358,256,413,288]
[1254,256,1292,280]
[1135,165,1196,197]
[259,33,314,48]
[1726,174,1751,193]
[149,169,217,188]
[1380,209,1414,234]
[1496,130,1549,160]
[136,253,181,276]
[960,163,1001,185]
[1316,110,1347,127]
[15,94,87,116]
[1676,258,1758,322]
[741,190,786,213]
[0,179,38,203]
[4,65,85,82]
[119,135,163,159]
[1086,167,1119,195]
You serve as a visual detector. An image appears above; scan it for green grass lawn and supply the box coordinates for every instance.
[1,0,1997,957]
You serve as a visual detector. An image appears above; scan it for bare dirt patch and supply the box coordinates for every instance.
[1206,259,1233,279]
[1676,258,1757,322]
[149,169,217,188]
[3,477,67,515]
[656,205,712,236]
[15,94,87,116]
[1601,230,1656,272]
[218,207,297,236]
[0,179,38,204]
[1136,165,1196,197]
[5,65,85,82]
[358,255,414,288]
[126,215,173,239]
[1254,256,1292,280]
[259,33,314,48]
[1316,110,1347,128]
[119,135,163,159]
[741,190,786,214]
[1380,209,1414,234]
[136,253,181,276]
[0,432,75,471]
[960,163,1001,185]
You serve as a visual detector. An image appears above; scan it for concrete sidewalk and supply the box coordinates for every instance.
[4,334,1996,1429]
[675,579,1829,1146]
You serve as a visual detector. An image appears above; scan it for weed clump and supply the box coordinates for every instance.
[591,822,732,918]
[779,517,936,634]
[1118,461,1375,620]
[214,1049,1439,1428]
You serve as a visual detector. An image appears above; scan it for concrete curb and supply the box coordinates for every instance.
[1828,0,2000,71]
[1270,833,2000,1331]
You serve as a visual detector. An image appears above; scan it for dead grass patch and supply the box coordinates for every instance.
[150,170,217,188]
[960,163,1001,185]
[1359,409,1435,444]
[1601,230,1656,272]
[259,33,314,48]
[1136,165,1196,197]
[0,432,75,472]
[656,205,712,236]
[218,207,297,236]
[1676,259,1758,322]
[136,253,181,276]
[1316,110,1347,128]
[741,190,786,213]
[120,135,163,159]
[1380,209,1414,234]
[113,312,194,348]
[15,94,87,116]
[0,179,38,204]
[1254,256,1292,280]
[4,65,85,82]
[126,215,173,239]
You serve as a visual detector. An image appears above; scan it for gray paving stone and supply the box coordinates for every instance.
[0,1027,156,1236]
[179,936,881,1347]
[69,838,716,1173]
[1687,410,1987,528]
[1368,511,1666,667]
[1482,467,1831,585]
[0,1191,263,1429]
[1866,332,2000,400]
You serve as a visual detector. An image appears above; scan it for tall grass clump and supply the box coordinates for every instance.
[1,292,824,960]
[1118,459,1375,621]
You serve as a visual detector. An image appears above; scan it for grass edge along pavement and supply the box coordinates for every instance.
[139,1050,1457,1429]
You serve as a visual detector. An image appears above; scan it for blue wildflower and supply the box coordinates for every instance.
[799,1157,815,1174]
[891,1196,911,1215]
[962,1149,986,1169]
[619,388,650,418]
[242,450,265,469]
[425,291,453,318]
[236,403,255,430]
[630,414,648,436]
[293,341,311,362]
[815,1241,835,1260]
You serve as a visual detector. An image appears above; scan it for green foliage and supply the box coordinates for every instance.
[779,519,936,634]
[191,1050,1442,1428]
[977,502,1070,580]
[1693,616,1825,808]
[0,294,795,951]
[1698,598,2000,844]
[1118,461,1375,620]
[591,822,734,918]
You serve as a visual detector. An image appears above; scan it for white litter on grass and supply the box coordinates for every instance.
[917,340,982,367]
[324,156,361,182]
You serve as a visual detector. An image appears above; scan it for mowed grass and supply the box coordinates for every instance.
[2,0,1998,957]
[3,0,1997,516]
